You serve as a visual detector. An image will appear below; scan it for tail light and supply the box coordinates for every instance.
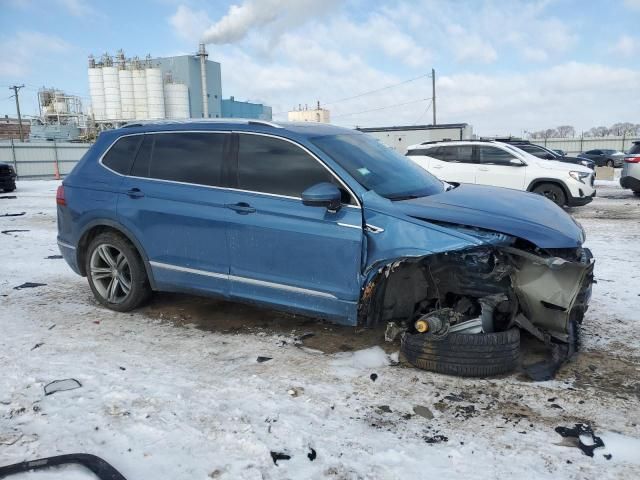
[56,185,66,206]
[624,155,640,164]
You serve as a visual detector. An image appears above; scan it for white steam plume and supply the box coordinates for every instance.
[202,0,339,44]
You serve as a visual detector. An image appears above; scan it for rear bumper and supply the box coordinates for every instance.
[620,175,640,191]
[57,237,81,275]
[0,175,16,189]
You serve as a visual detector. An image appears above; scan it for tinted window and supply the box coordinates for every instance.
[312,133,444,200]
[103,135,142,174]
[145,133,226,186]
[130,135,153,177]
[441,145,473,163]
[478,146,517,165]
[237,134,336,199]
[586,150,601,155]
[406,148,436,156]
[627,143,640,154]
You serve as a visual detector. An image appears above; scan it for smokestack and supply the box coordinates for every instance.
[198,43,209,118]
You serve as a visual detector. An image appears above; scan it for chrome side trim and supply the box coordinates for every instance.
[150,261,337,300]
[150,261,226,280]
[337,222,362,229]
[97,131,361,209]
[57,240,76,250]
[365,224,385,234]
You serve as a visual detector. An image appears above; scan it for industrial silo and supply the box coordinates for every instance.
[87,55,105,121]
[117,52,135,121]
[132,58,148,120]
[145,61,165,119]
[102,55,122,120]
[164,82,190,119]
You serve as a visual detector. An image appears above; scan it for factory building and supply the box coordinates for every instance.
[288,102,330,123]
[357,123,473,153]
[222,96,272,120]
[87,44,269,126]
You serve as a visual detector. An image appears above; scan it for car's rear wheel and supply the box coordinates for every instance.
[85,232,151,312]
[401,328,520,377]
[634,191,640,197]
[532,183,566,207]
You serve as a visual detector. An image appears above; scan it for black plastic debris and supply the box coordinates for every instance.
[603,454,612,460]
[0,453,127,480]
[46,255,63,259]
[14,282,47,290]
[1,212,25,217]
[1,229,29,235]
[0,196,17,199]
[424,434,448,444]
[377,405,392,413]
[44,379,82,396]
[298,332,315,341]
[370,373,378,382]
[31,343,44,351]
[257,356,272,363]
[307,448,316,461]
[555,423,604,457]
[270,451,291,465]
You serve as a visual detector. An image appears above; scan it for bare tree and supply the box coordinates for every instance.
[556,125,575,138]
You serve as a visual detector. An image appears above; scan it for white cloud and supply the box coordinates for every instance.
[169,5,212,42]
[55,0,97,17]
[610,35,637,57]
[447,25,498,64]
[0,31,70,78]
[522,47,548,62]
[624,0,640,10]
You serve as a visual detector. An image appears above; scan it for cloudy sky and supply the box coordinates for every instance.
[1,0,639,135]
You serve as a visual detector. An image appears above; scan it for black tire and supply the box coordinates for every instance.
[85,231,151,312]
[532,183,566,207]
[606,159,614,168]
[633,191,640,198]
[401,328,520,377]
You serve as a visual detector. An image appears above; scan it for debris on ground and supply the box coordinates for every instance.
[555,423,605,457]
[270,451,291,465]
[256,356,272,363]
[30,343,44,351]
[45,255,63,259]
[287,387,304,397]
[413,405,434,420]
[370,373,378,382]
[0,196,17,200]
[2,229,29,235]
[1,212,25,217]
[377,405,392,413]
[43,379,82,396]
[307,447,317,461]
[14,282,47,290]
[423,434,448,444]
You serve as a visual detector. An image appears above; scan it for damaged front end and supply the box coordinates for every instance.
[359,225,594,379]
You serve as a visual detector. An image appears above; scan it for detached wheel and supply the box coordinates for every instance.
[85,232,151,312]
[532,183,566,207]
[401,329,520,377]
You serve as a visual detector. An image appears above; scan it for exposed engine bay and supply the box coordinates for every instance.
[358,228,594,379]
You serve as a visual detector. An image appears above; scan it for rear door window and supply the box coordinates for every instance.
[236,133,337,199]
[627,143,640,155]
[130,132,227,187]
[103,135,142,175]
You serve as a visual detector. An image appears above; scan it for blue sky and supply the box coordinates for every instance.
[1,0,639,135]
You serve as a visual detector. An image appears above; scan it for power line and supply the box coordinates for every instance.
[331,97,431,119]
[412,99,433,125]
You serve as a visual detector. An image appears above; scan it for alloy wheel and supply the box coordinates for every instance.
[89,244,132,304]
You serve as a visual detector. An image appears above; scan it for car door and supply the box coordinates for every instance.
[475,145,527,190]
[428,145,476,184]
[224,132,363,320]
[117,131,234,296]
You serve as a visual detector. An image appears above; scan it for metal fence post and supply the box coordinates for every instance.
[53,141,61,180]
[580,133,583,153]
[622,133,626,152]
[10,138,18,178]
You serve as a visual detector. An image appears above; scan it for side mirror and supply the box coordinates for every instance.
[509,159,525,166]
[302,182,342,212]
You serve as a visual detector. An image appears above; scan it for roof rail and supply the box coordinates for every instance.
[122,118,282,129]
[419,139,493,145]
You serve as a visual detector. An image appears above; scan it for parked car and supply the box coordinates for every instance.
[578,149,625,167]
[620,141,640,197]
[0,162,17,192]
[405,140,595,207]
[57,120,594,377]
[491,139,595,170]
[553,149,567,156]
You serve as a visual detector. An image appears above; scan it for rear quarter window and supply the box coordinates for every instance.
[102,135,143,175]
[628,143,640,155]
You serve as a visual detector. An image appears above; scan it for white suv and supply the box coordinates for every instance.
[406,140,595,207]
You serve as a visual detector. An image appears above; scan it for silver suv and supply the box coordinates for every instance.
[621,141,640,197]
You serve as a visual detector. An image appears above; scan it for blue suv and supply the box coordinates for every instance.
[57,120,594,377]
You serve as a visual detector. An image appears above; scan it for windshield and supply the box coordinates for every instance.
[311,133,444,200]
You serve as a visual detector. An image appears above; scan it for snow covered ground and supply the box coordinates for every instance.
[1,180,639,479]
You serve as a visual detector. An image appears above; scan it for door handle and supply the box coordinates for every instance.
[126,188,144,198]
[225,202,256,214]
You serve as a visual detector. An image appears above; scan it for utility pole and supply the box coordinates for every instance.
[431,68,436,126]
[9,85,25,142]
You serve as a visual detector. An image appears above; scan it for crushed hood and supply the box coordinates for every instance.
[393,184,585,248]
